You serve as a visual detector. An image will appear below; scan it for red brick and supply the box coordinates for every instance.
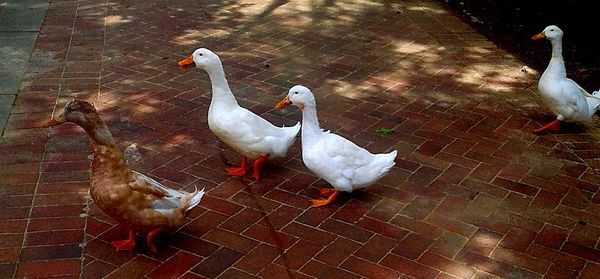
[429,231,468,259]
[455,250,514,278]
[264,189,311,209]
[355,234,398,262]
[105,255,159,279]
[418,252,475,279]
[333,199,373,224]
[181,210,228,237]
[81,260,116,279]
[192,247,244,278]
[527,244,585,271]
[0,234,23,248]
[16,259,81,277]
[244,224,297,249]
[315,237,361,266]
[219,207,264,233]
[391,215,443,239]
[300,260,361,279]
[492,177,539,196]
[580,262,600,279]
[561,241,600,263]
[499,226,536,252]
[234,243,280,274]
[258,205,302,230]
[408,165,442,186]
[490,246,550,274]
[469,163,501,182]
[19,244,82,261]
[356,217,409,239]
[169,233,220,257]
[147,251,200,279]
[30,205,85,218]
[380,254,439,279]
[203,228,259,253]
[392,232,434,259]
[341,256,399,278]
[277,240,322,270]
[463,229,503,256]
[319,219,373,243]
[535,224,569,249]
[0,219,27,233]
[0,248,19,263]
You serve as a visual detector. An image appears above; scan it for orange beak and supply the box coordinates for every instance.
[47,113,66,126]
[531,32,545,40]
[275,96,292,109]
[178,55,195,67]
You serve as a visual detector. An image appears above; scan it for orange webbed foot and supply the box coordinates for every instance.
[111,230,136,251]
[533,119,560,133]
[146,227,163,254]
[226,157,248,177]
[311,188,339,207]
[251,155,269,181]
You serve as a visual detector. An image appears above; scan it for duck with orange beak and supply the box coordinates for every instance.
[530,25,600,133]
[178,48,300,180]
[275,85,397,207]
[47,100,205,253]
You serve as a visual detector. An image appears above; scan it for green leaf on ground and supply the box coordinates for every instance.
[374,128,393,135]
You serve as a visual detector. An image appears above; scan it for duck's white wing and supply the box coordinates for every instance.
[211,106,290,155]
[303,132,375,192]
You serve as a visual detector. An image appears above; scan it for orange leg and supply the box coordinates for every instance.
[311,188,340,207]
[111,230,136,251]
[533,119,560,133]
[226,157,247,177]
[146,227,163,254]
[252,155,269,181]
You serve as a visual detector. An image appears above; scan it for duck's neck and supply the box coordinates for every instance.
[300,104,322,140]
[205,65,238,108]
[83,122,129,180]
[544,38,566,79]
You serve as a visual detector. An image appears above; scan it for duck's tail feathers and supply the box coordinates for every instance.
[186,187,205,211]
[288,122,301,135]
[283,122,301,145]
[375,150,398,177]
[588,91,600,112]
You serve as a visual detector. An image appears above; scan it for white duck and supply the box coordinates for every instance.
[178,48,300,180]
[531,25,600,133]
[275,85,398,207]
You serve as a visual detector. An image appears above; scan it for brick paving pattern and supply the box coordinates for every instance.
[2,0,600,278]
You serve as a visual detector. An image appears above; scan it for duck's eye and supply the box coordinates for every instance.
[198,53,203,56]
[294,91,299,95]
[550,29,554,32]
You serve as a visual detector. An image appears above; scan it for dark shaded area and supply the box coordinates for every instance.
[438,0,599,91]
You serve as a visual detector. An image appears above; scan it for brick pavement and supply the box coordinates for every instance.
[2,0,600,278]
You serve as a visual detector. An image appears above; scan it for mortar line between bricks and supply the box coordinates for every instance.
[14,104,52,278]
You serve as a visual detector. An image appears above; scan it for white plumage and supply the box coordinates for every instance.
[179,48,300,180]
[532,25,600,133]
[276,85,397,207]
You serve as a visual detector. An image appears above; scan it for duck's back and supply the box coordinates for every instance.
[302,132,396,192]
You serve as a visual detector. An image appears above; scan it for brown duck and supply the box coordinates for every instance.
[48,100,205,253]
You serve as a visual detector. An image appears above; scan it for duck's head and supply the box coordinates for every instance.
[532,25,563,41]
[275,85,315,111]
[47,100,101,129]
[178,48,222,70]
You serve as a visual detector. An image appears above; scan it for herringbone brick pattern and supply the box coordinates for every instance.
[2,0,600,278]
